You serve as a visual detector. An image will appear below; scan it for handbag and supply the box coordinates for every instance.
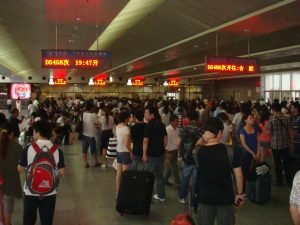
[106,137,117,158]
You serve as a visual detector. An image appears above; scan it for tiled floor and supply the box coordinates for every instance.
[11,141,293,225]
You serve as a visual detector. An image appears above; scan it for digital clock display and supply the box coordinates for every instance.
[42,50,111,69]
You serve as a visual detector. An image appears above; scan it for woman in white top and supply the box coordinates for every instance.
[16,98,21,114]
[115,111,131,194]
[99,106,114,168]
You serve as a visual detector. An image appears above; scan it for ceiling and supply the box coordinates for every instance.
[0,0,300,84]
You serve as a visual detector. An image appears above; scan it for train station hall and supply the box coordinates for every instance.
[1,0,300,225]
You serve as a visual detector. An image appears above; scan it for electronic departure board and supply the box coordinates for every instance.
[205,56,258,74]
[41,50,111,69]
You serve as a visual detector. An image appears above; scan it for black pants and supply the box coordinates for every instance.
[272,148,291,185]
[23,195,56,225]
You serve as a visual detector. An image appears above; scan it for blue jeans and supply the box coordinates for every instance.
[81,135,97,155]
[179,163,197,207]
[131,155,143,170]
[147,155,166,199]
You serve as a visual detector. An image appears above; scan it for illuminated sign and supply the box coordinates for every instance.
[93,73,107,86]
[205,56,258,74]
[53,78,67,85]
[132,76,144,86]
[168,78,179,86]
[10,84,31,100]
[94,78,106,86]
[41,50,111,69]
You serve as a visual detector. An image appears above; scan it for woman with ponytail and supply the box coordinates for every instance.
[0,123,22,225]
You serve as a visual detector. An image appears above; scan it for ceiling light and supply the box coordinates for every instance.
[163,80,168,86]
[109,76,113,82]
[88,78,94,86]
[193,67,197,70]
[49,78,54,85]
[244,29,251,32]
[127,79,132,86]
[194,45,199,48]
[68,39,74,42]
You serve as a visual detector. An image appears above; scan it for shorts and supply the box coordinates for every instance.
[81,135,97,155]
[116,152,131,165]
[3,195,14,214]
[260,141,271,149]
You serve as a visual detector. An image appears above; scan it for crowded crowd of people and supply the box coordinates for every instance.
[0,95,300,225]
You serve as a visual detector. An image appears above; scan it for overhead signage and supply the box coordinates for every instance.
[132,76,144,86]
[94,78,106,86]
[205,56,258,74]
[168,78,179,86]
[53,78,66,85]
[93,73,107,86]
[41,50,112,69]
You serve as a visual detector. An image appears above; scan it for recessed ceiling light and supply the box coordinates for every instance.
[68,39,74,42]
[75,16,84,21]
[193,67,197,70]
[194,45,199,48]
[244,29,251,32]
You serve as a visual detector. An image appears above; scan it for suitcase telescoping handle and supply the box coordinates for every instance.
[137,162,149,171]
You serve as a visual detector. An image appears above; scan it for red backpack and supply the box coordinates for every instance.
[26,143,59,195]
[170,214,195,225]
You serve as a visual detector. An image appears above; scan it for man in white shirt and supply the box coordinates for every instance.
[27,100,37,117]
[81,103,101,168]
[164,114,180,186]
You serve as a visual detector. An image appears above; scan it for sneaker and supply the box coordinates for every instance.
[101,164,108,168]
[178,198,186,204]
[153,194,166,202]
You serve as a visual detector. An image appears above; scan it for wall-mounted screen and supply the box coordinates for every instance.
[10,83,31,99]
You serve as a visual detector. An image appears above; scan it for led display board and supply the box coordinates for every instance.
[10,83,31,99]
[205,56,258,74]
[168,78,179,86]
[53,78,67,85]
[132,76,144,86]
[93,74,107,86]
[41,50,111,69]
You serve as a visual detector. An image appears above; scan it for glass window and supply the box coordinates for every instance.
[292,72,300,90]
[265,75,273,90]
[273,75,280,90]
[281,73,290,90]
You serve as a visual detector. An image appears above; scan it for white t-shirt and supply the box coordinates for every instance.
[28,104,36,115]
[116,125,130,153]
[33,100,39,108]
[56,116,65,127]
[83,112,98,137]
[166,125,179,151]
[7,99,12,105]
[100,115,114,131]
[232,112,243,126]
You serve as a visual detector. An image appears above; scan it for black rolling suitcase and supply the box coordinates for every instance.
[246,163,271,204]
[116,169,154,216]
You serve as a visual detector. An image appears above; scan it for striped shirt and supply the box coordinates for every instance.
[267,114,291,150]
